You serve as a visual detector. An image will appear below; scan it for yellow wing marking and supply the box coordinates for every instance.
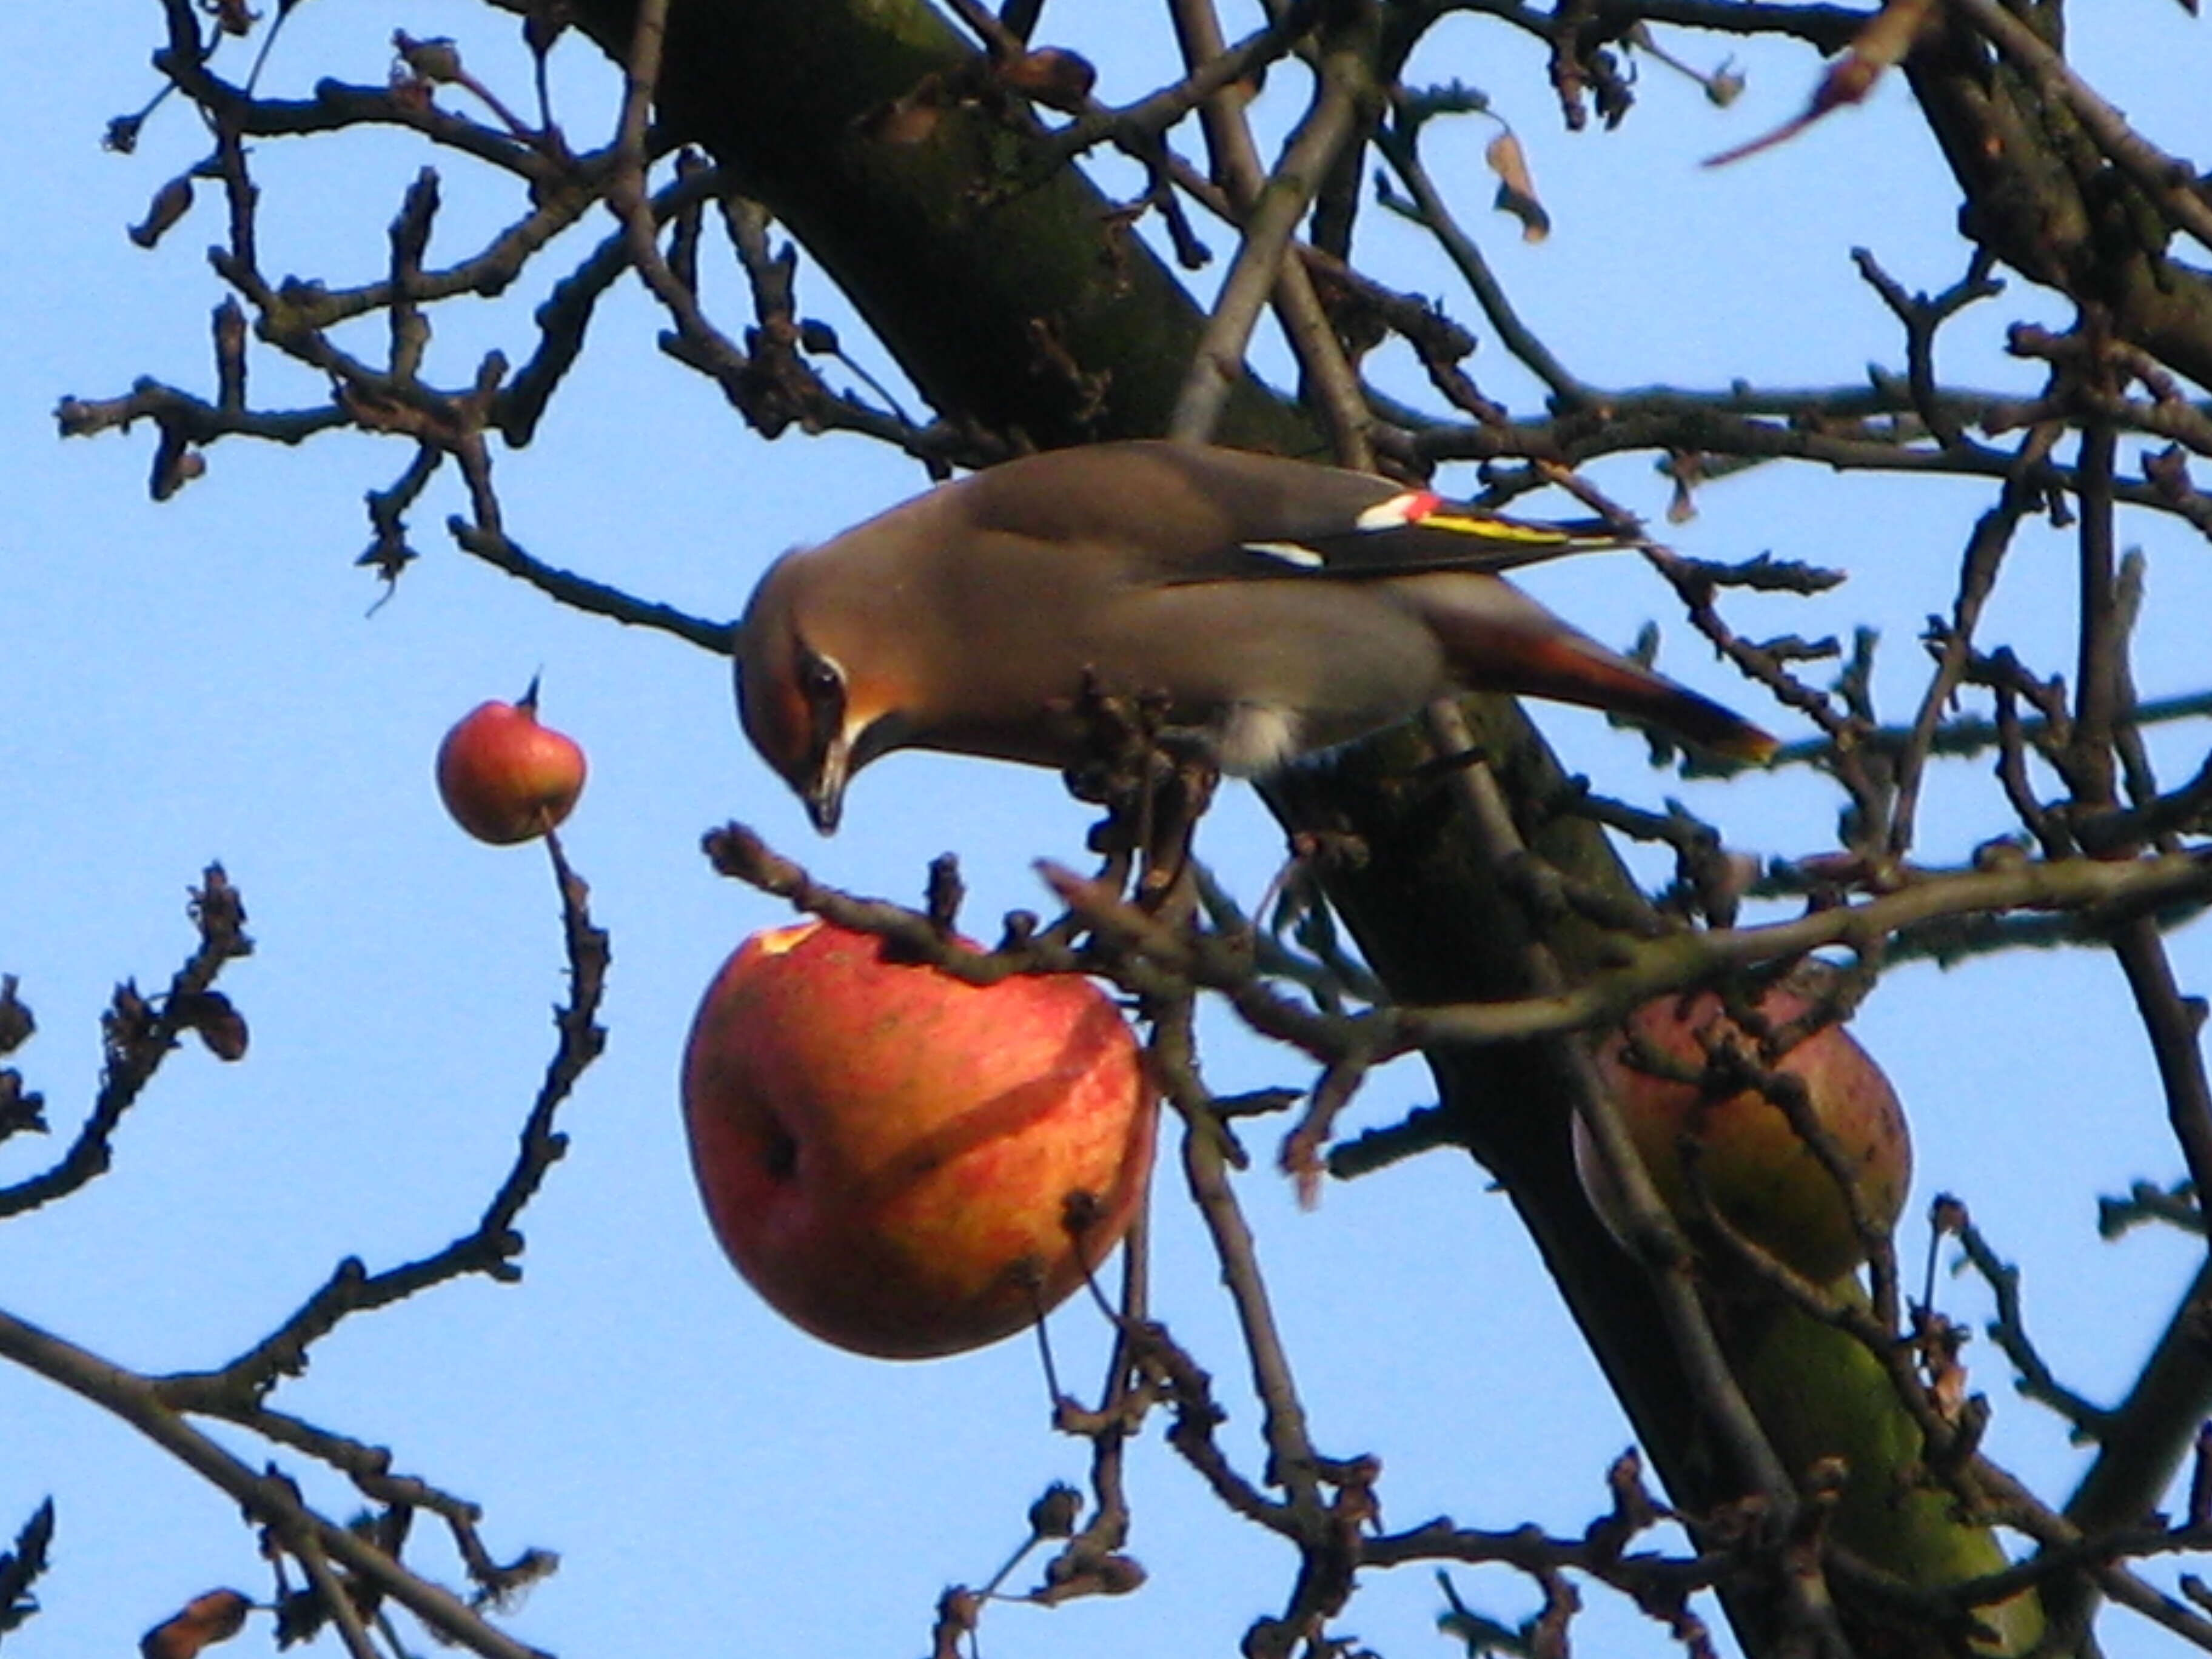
[1419,512,1574,545]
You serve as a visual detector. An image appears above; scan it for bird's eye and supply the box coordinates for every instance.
[800,654,842,702]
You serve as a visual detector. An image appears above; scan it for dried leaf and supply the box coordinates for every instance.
[1484,131,1549,243]
[140,1589,250,1659]
[175,990,250,1062]
[1038,1552,1145,1600]
[129,176,195,250]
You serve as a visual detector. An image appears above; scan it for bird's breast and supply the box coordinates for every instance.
[1210,703,1307,776]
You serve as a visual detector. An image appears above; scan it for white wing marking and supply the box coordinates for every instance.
[1240,540,1327,569]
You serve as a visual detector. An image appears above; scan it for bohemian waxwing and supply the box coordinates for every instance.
[735,441,1777,832]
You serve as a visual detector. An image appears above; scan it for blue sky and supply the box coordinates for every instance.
[4,5,2210,1657]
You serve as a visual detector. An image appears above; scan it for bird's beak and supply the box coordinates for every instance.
[798,708,908,834]
[802,740,848,835]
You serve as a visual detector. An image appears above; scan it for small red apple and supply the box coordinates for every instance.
[435,679,586,845]
[681,920,1158,1359]
[1575,980,1911,1282]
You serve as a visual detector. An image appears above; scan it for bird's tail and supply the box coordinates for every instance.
[1419,583,1778,762]
[1537,643,1781,762]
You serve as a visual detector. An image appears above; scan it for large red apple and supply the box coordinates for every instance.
[1575,981,1911,1282]
[434,680,586,845]
[681,920,1158,1359]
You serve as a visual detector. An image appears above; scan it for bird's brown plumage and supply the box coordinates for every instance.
[735,442,1776,831]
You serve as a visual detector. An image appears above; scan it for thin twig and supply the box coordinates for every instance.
[1171,44,1366,442]
[1167,0,1374,466]
[1886,427,2054,854]
[158,833,608,1410]
[1373,117,1586,406]
[0,1307,546,1659]
[0,868,252,1219]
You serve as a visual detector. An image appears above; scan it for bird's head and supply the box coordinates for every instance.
[734,552,913,834]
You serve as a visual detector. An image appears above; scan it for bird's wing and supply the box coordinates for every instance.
[972,441,1641,586]
[1206,498,1636,583]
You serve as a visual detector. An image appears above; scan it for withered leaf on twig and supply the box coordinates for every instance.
[1484,131,1550,243]
[173,990,250,1062]
[129,176,195,250]
[139,1588,250,1659]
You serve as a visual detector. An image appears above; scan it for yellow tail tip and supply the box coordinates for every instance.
[1716,725,1783,766]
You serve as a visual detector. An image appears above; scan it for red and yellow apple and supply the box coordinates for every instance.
[680,920,1158,1359]
[1575,982,1911,1281]
[434,680,586,845]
